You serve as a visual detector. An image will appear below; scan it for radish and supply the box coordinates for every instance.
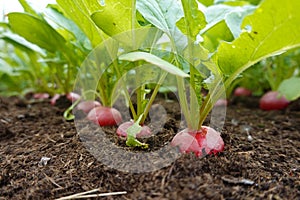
[76,100,102,114]
[33,93,50,99]
[214,99,228,107]
[171,126,224,157]
[259,91,290,110]
[51,92,81,106]
[234,87,252,97]
[117,121,152,138]
[50,94,61,105]
[66,92,81,102]
[87,106,122,126]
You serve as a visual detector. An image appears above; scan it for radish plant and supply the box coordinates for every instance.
[0,22,51,96]
[2,0,300,157]
[72,0,300,153]
[2,0,91,98]
[232,47,300,109]
[135,0,300,155]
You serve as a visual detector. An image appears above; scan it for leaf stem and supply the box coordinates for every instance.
[140,71,168,124]
[181,0,199,129]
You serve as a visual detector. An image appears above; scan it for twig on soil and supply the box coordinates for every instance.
[46,134,57,143]
[43,173,63,189]
[55,189,127,200]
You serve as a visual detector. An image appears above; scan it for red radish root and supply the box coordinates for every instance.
[215,99,228,107]
[171,126,224,157]
[66,92,81,102]
[87,107,122,126]
[33,93,50,99]
[259,91,289,110]
[234,87,252,97]
[50,94,60,105]
[76,100,101,114]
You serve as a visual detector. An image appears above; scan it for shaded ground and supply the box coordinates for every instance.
[0,95,299,199]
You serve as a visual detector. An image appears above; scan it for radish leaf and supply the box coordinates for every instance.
[119,52,189,78]
[1,32,45,55]
[278,77,300,101]
[125,116,149,149]
[91,0,139,37]
[44,6,92,51]
[56,0,103,47]
[217,0,300,85]
[202,4,256,38]
[176,0,207,39]
[8,13,66,53]
[137,0,187,51]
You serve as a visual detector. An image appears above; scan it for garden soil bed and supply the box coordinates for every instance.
[0,95,299,200]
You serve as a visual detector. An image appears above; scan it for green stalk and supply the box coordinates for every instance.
[135,66,143,119]
[28,52,50,92]
[59,44,78,94]
[167,37,191,128]
[110,59,137,118]
[197,73,234,128]
[181,0,199,130]
[131,0,141,120]
[98,74,109,106]
[140,72,168,124]
[176,75,192,128]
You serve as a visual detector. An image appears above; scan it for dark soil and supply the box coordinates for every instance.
[0,95,299,200]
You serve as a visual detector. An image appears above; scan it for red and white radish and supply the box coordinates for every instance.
[33,93,50,99]
[50,94,60,105]
[259,91,289,110]
[171,126,224,157]
[66,92,81,102]
[87,106,122,126]
[234,87,252,97]
[76,100,101,114]
[214,99,228,107]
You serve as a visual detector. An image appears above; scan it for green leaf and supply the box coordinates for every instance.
[0,60,14,74]
[136,0,187,51]
[126,134,149,149]
[56,0,103,47]
[1,32,45,55]
[8,13,66,53]
[176,0,207,39]
[202,21,234,52]
[119,52,189,78]
[201,4,256,38]
[18,0,42,18]
[0,74,22,95]
[44,6,92,50]
[278,77,300,101]
[125,121,148,149]
[91,0,139,37]
[217,0,300,84]
[197,0,214,6]
[214,0,262,5]
[0,22,10,29]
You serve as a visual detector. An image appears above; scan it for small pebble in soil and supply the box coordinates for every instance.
[241,125,254,142]
[17,114,25,119]
[38,157,51,167]
[247,135,253,142]
[221,175,255,185]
